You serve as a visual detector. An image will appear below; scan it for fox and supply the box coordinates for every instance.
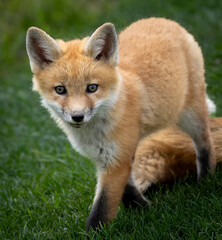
[26,17,215,230]
[133,117,222,192]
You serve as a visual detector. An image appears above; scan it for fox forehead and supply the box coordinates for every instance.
[34,39,118,94]
[36,39,92,86]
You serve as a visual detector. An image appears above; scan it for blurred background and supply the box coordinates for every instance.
[1,0,222,109]
[1,0,222,111]
[0,0,222,239]
[1,0,222,79]
[1,0,222,97]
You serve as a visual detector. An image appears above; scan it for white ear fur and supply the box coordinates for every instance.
[84,23,119,66]
[26,27,62,74]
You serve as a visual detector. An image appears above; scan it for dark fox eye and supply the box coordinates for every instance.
[55,86,67,95]
[86,84,98,93]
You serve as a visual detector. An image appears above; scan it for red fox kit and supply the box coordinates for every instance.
[26,18,215,230]
[133,117,222,192]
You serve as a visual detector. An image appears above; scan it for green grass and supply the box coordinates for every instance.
[0,0,222,239]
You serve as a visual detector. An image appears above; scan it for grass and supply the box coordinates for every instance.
[0,0,222,239]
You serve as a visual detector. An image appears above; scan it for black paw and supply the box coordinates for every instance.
[86,190,108,231]
[86,215,105,232]
[197,148,211,182]
[122,184,150,209]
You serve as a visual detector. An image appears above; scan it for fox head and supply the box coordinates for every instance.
[26,23,121,128]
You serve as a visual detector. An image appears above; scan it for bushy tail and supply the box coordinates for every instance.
[133,117,222,192]
[210,118,222,164]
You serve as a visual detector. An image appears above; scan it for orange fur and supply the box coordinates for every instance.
[133,118,222,192]
[96,161,131,219]
[26,18,215,229]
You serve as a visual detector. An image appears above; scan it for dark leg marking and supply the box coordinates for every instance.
[197,148,210,181]
[86,189,109,231]
[122,184,150,209]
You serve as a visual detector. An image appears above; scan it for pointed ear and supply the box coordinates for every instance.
[84,23,119,66]
[26,27,62,74]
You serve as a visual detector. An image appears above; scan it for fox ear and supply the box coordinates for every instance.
[84,23,119,66]
[26,27,62,74]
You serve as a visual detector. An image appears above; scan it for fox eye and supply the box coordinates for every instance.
[55,86,67,95]
[86,84,98,93]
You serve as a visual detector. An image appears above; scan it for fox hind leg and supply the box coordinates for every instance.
[122,174,150,209]
[178,109,216,180]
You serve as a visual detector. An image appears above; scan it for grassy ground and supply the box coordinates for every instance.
[0,0,222,239]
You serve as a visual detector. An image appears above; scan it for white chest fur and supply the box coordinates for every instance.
[41,89,121,167]
[63,117,119,166]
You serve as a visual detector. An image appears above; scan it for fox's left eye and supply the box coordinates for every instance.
[55,86,67,95]
[86,84,98,93]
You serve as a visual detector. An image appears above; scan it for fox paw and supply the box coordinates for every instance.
[122,183,150,209]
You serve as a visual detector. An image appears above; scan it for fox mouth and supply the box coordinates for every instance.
[69,122,85,128]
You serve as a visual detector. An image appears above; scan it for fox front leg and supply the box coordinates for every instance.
[86,160,149,231]
[86,161,131,231]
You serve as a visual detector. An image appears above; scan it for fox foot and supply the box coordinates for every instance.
[122,183,150,209]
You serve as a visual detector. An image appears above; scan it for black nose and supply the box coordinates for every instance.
[72,114,84,123]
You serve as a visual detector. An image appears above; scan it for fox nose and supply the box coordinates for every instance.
[71,114,84,123]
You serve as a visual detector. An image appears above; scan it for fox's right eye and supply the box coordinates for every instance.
[55,86,67,95]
